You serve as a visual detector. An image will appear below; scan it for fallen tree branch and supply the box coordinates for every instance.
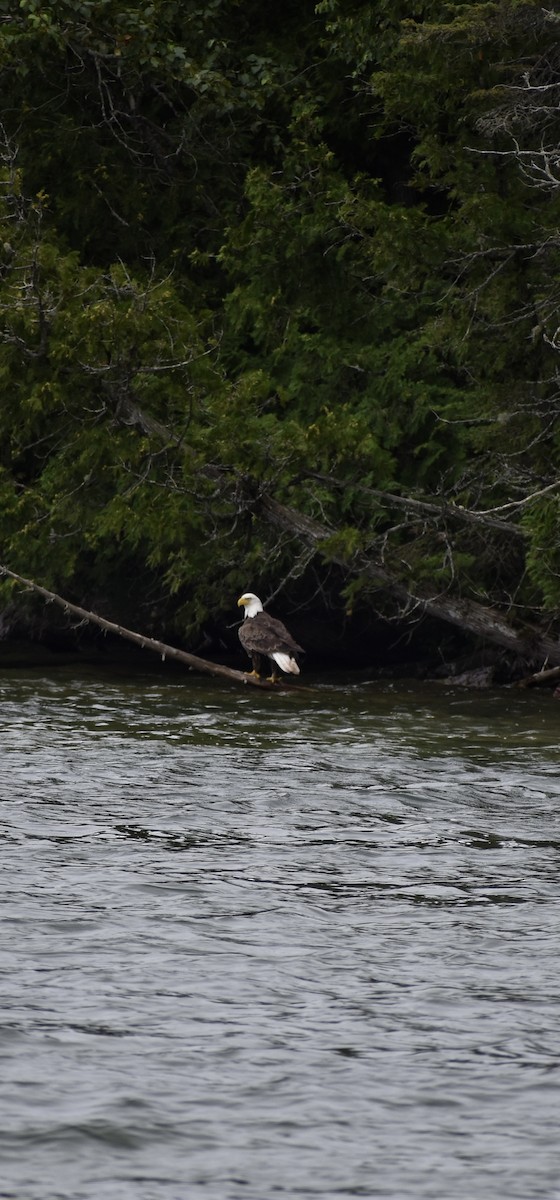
[259,496,560,666]
[0,566,288,691]
[516,663,560,688]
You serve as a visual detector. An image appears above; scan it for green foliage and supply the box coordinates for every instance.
[523,497,560,611]
[0,0,559,642]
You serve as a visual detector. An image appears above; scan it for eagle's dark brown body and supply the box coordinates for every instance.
[237,593,303,680]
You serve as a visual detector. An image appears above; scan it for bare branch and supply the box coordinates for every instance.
[475,479,560,515]
[0,566,294,691]
[305,471,525,537]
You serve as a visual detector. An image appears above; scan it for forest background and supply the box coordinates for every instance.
[0,0,559,672]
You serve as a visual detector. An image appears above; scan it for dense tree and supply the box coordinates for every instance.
[0,0,559,664]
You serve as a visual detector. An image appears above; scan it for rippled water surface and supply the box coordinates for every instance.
[2,666,560,1199]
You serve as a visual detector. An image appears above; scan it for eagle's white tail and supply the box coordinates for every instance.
[272,651,300,675]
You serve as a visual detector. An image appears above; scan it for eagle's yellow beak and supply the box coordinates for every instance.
[237,595,247,608]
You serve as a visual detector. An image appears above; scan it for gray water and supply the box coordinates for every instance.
[2,666,560,1200]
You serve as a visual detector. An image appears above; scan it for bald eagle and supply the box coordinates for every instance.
[237,593,303,682]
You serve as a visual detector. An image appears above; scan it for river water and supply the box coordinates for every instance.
[1,665,560,1200]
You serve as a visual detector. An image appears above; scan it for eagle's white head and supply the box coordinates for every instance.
[237,592,264,619]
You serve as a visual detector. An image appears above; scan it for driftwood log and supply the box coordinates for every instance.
[0,566,293,692]
[516,663,560,689]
